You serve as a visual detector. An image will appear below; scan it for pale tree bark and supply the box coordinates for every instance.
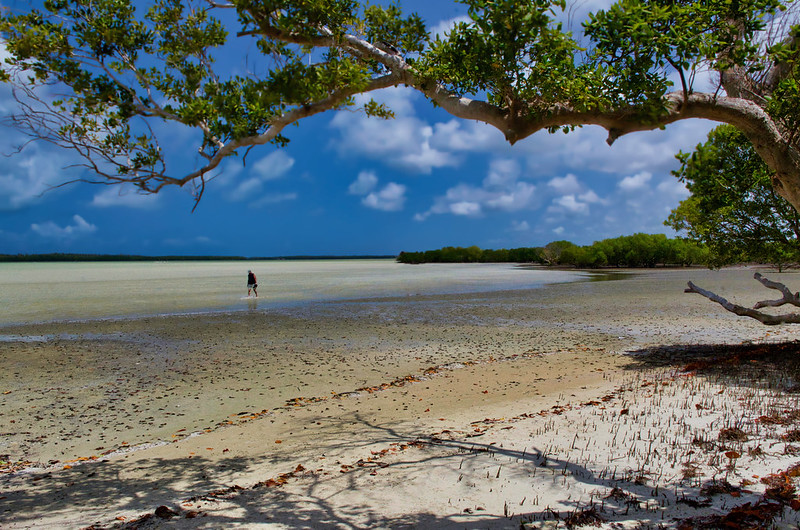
[686,273,800,325]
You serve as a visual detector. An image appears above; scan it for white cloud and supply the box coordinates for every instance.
[251,150,294,180]
[430,119,508,153]
[227,177,263,202]
[91,186,160,209]
[417,159,538,219]
[578,189,606,204]
[549,194,590,215]
[618,171,653,191]
[428,117,715,182]
[449,201,482,217]
[552,226,565,235]
[547,174,582,194]
[486,182,537,211]
[220,151,296,202]
[31,214,96,239]
[520,121,717,177]
[397,126,456,172]
[349,170,378,195]
[329,87,459,174]
[348,170,407,212]
[206,161,243,189]
[484,159,521,189]
[511,220,530,232]
[362,182,407,212]
[656,178,690,198]
[0,143,81,211]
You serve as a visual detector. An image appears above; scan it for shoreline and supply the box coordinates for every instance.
[0,261,584,328]
[3,267,800,527]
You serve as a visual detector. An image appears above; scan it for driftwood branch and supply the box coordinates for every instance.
[686,273,800,325]
[752,272,800,308]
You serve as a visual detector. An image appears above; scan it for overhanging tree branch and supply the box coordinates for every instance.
[2,0,800,215]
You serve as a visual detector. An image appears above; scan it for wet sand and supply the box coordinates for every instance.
[2,267,800,528]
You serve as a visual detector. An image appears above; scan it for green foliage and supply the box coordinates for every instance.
[541,240,576,264]
[419,0,608,117]
[556,233,709,268]
[397,245,543,264]
[364,3,427,55]
[1,0,799,205]
[396,235,707,267]
[584,0,783,121]
[665,124,800,269]
[0,0,428,186]
[766,26,800,146]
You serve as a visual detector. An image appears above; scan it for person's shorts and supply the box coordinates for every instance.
[248,283,257,288]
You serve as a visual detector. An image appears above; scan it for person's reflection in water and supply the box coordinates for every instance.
[247,297,258,311]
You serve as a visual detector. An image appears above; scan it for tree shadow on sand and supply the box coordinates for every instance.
[0,412,687,529]
[624,339,800,393]
[4,342,800,529]
[53,410,778,529]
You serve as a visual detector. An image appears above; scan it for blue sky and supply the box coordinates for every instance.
[0,0,719,257]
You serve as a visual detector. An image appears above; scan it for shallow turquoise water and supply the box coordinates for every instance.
[0,259,585,325]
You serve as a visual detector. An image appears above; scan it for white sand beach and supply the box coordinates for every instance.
[2,267,800,528]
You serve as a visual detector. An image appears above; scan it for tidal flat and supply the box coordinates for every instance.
[2,267,800,528]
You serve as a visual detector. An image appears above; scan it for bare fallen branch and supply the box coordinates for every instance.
[686,273,800,325]
[753,272,800,308]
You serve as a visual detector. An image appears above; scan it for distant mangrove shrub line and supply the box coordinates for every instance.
[397,234,712,268]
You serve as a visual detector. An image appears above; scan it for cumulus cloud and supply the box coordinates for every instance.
[448,200,482,217]
[657,178,690,198]
[517,121,716,178]
[511,220,530,232]
[543,173,607,219]
[252,150,295,180]
[577,170,695,239]
[618,171,653,192]
[31,214,96,239]
[549,194,590,215]
[349,170,378,195]
[223,151,296,203]
[228,177,263,202]
[348,170,406,212]
[485,159,521,189]
[486,182,537,211]
[329,87,459,174]
[582,190,605,203]
[417,158,538,220]
[547,174,582,195]
[430,119,508,154]
[427,117,715,183]
[91,186,160,209]
[363,182,407,212]
[0,144,80,211]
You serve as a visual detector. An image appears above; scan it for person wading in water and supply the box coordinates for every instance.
[247,270,258,297]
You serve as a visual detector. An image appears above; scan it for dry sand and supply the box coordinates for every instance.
[2,267,800,528]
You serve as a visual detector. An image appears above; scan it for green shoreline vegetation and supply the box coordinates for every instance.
[398,233,712,268]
